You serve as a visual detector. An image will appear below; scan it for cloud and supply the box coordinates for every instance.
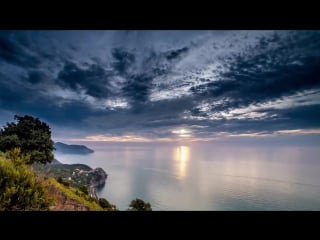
[191,31,320,108]
[122,74,153,104]
[0,31,57,69]
[26,70,49,84]
[57,61,114,99]
[165,46,189,60]
[0,30,320,142]
[111,48,136,74]
[276,129,320,135]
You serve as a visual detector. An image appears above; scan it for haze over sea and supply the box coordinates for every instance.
[55,141,320,210]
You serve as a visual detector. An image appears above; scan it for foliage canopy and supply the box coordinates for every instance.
[0,115,54,164]
[128,198,152,211]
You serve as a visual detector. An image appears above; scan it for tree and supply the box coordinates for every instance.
[98,198,110,208]
[0,115,54,164]
[98,198,117,210]
[0,148,52,210]
[128,198,152,211]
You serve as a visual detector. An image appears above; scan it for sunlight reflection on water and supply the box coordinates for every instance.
[55,144,320,210]
[174,146,190,179]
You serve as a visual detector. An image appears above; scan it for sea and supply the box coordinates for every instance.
[54,142,320,210]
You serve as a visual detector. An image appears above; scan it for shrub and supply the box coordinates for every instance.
[128,198,152,211]
[78,185,88,195]
[57,177,70,187]
[0,153,52,210]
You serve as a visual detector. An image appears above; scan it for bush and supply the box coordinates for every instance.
[128,198,152,211]
[98,198,117,210]
[0,152,52,210]
[98,198,111,208]
[57,177,70,187]
[79,185,88,195]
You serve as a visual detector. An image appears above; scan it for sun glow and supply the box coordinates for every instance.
[172,128,192,137]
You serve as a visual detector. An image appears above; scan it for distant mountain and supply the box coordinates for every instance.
[54,142,94,154]
[51,158,63,165]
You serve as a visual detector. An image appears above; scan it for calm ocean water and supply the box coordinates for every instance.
[55,143,320,210]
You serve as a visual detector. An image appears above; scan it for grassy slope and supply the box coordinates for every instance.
[1,152,109,211]
[32,163,93,188]
[48,178,103,211]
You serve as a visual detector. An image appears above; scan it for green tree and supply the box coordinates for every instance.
[0,149,52,210]
[0,115,54,164]
[98,198,110,208]
[128,198,152,211]
[98,198,117,210]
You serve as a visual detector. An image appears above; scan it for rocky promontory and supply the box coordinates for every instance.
[32,161,108,190]
[54,142,94,154]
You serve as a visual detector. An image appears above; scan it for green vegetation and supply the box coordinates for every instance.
[79,185,89,195]
[32,163,101,189]
[0,148,52,210]
[128,198,152,211]
[98,197,117,210]
[49,178,103,211]
[0,114,115,211]
[0,115,54,164]
[57,176,70,187]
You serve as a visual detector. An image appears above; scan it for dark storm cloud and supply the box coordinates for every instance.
[113,46,190,105]
[109,48,154,104]
[55,45,189,105]
[0,32,42,68]
[0,72,43,110]
[0,76,99,129]
[57,61,113,99]
[122,74,153,104]
[0,75,19,103]
[191,31,320,112]
[111,48,135,74]
[26,70,49,84]
[277,104,320,127]
[37,101,99,126]
[0,30,320,140]
[165,46,189,60]
[0,31,61,70]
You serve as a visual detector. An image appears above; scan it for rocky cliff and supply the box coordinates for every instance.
[32,161,108,190]
[89,168,108,188]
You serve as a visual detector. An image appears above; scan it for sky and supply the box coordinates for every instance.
[0,30,320,144]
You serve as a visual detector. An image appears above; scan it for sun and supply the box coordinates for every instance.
[172,128,192,137]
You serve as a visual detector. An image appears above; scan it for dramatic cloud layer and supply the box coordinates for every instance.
[0,30,320,142]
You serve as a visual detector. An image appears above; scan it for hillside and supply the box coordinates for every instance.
[0,115,150,211]
[54,142,94,154]
[33,162,106,188]
[47,178,104,211]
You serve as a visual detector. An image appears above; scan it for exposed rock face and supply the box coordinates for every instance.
[89,168,108,188]
[33,162,108,189]
[71,166,108,188]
